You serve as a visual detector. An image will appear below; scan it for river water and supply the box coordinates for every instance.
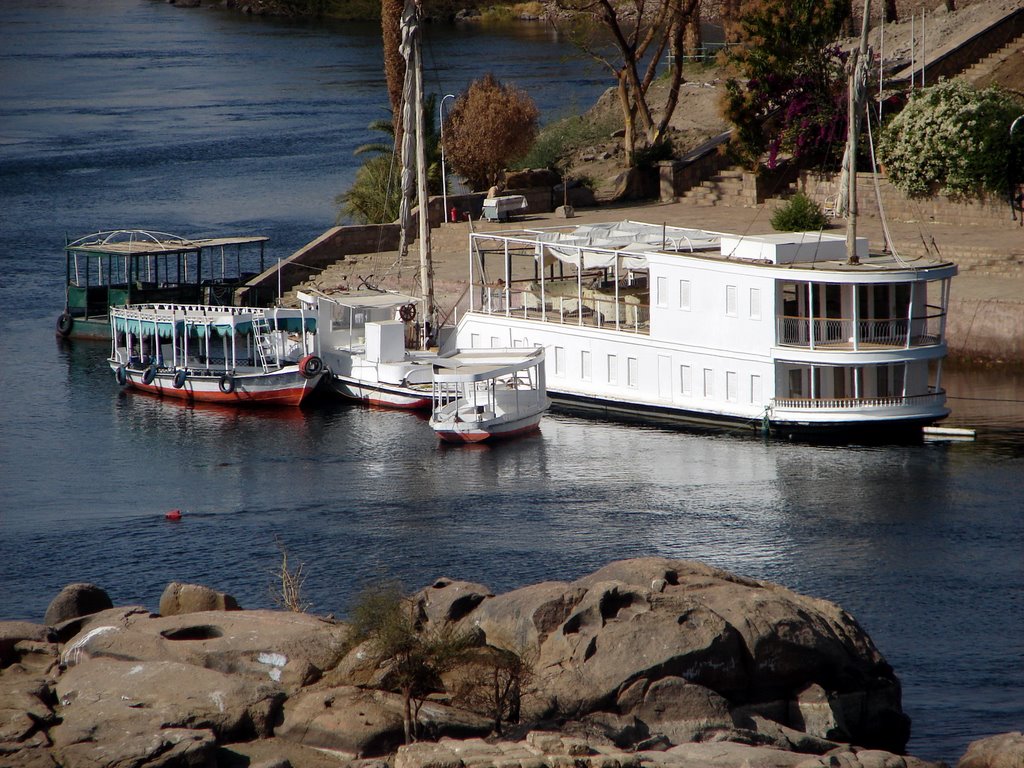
[1,1,1022,762]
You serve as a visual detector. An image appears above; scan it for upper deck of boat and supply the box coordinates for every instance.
[471,221,958,276]
[66,230,269,258]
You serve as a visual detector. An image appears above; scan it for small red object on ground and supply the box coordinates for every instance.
[165,509,182,521]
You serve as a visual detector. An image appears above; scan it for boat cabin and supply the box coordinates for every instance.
[59,229,270,339]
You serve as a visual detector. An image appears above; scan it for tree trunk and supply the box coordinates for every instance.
[616,73,637,166]
[402,687,413,744]
[382,0,405,142]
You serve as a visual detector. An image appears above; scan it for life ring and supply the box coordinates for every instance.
[298,354,324,379]
[173,369,187,389]
[219,374,235,394]
[115,365,127,386]
[142,366,157,385]
[399,303,416,322]
[56,312,74,337]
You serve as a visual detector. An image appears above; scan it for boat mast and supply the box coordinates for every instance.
[398,0,434,348]
[845,0,872,265]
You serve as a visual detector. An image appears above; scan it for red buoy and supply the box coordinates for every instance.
[165,509,182,521]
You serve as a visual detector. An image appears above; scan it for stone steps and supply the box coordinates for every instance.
[679,167,756,207]
[962,32,1024,82]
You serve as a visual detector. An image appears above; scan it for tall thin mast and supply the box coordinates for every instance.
[845,0,873,264]
[412,5,434,348]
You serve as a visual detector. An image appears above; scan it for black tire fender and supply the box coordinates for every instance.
[115,365,127,386]
[142,366,157,385]
[219,374,235,394]
[173,369,187,389]
[56,312,74,337]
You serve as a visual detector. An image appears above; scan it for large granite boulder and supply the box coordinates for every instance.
[159,581,240,616]
[53,658,283,740]
[957,731,1024,768]
[278,685,491,757]
[434,558,909,753]
[59,609,346,693]
[42,583,112,626]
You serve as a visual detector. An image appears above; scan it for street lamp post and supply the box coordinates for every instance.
[440,93,456,223]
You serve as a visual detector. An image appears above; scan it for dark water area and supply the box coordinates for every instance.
[2,1,1023,763]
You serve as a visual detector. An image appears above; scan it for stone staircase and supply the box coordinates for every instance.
[679,168,757,207]
[961,32,1024,86]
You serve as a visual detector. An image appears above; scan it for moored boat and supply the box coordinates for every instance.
[108,303,323,406]
[297,290,438,409]
[58,229,272,341]
[448,221,956,438]
[429,347,549,443]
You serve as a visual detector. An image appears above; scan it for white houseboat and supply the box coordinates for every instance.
[447,220,957,438]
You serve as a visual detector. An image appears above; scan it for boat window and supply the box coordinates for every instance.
[554,346,565,376]
[788,368,803,397]
[627,357,638,388]
[656,277,668,307]
[750,374,761,404]
[679,280,691,311]
[749,288,761,320]
[726,371,738,402]
[581,350,592,380]
[607,354,618,385]
[680,364,692,396]
[703,368,714,398]
[726,285,737,317]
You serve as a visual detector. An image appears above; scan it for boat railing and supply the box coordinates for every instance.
[475,286,650,334]
[776,309,945,349]
[772,388,946,411]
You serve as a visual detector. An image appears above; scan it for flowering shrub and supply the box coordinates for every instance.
[878,79,1023,199]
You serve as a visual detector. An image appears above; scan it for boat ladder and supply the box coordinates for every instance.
[252,311,278,372]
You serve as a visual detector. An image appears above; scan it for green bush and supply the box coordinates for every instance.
[878,79,1024,199]
[516,113,620,171]
[770,192,828,231]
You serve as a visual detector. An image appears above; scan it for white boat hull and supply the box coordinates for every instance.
[327,374,432,410]
[433,411,544,443]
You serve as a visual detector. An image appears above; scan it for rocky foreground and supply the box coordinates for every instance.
[1,558,1020,767]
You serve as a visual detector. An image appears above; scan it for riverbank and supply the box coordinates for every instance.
[5,558,1022,767]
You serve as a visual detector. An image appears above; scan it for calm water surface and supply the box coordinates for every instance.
[1,1,1023,763]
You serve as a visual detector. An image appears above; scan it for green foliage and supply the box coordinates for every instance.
[337,96,443,224]
[770,192,828,231]
[877,79,1024,199]
[444,73,540,190]
[516,113,619,171]
[336,154,401,225]
[345,580,476,744]
[722,0,851,170]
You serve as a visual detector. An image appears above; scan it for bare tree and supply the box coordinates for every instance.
[552,0,699,166]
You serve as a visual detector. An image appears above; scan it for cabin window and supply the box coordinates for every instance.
[607,354,618,385]
[703,368,714,398]
[581,350,592,380]
[749,288,761,320]
[679,280,691,311]
[726,285,737,317]
[470,333,481,348]
[656,276,668,307]
[726,371,738,402]
[627,357,638,388]
[680,364,692,396]
[491,337,501,348]
[554,346,565,376]
[750,374,762,404]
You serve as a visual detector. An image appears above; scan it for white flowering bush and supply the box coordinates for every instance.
[878,79,1023,199]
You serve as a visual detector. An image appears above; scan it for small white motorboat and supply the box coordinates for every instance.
[429,348,550,443]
